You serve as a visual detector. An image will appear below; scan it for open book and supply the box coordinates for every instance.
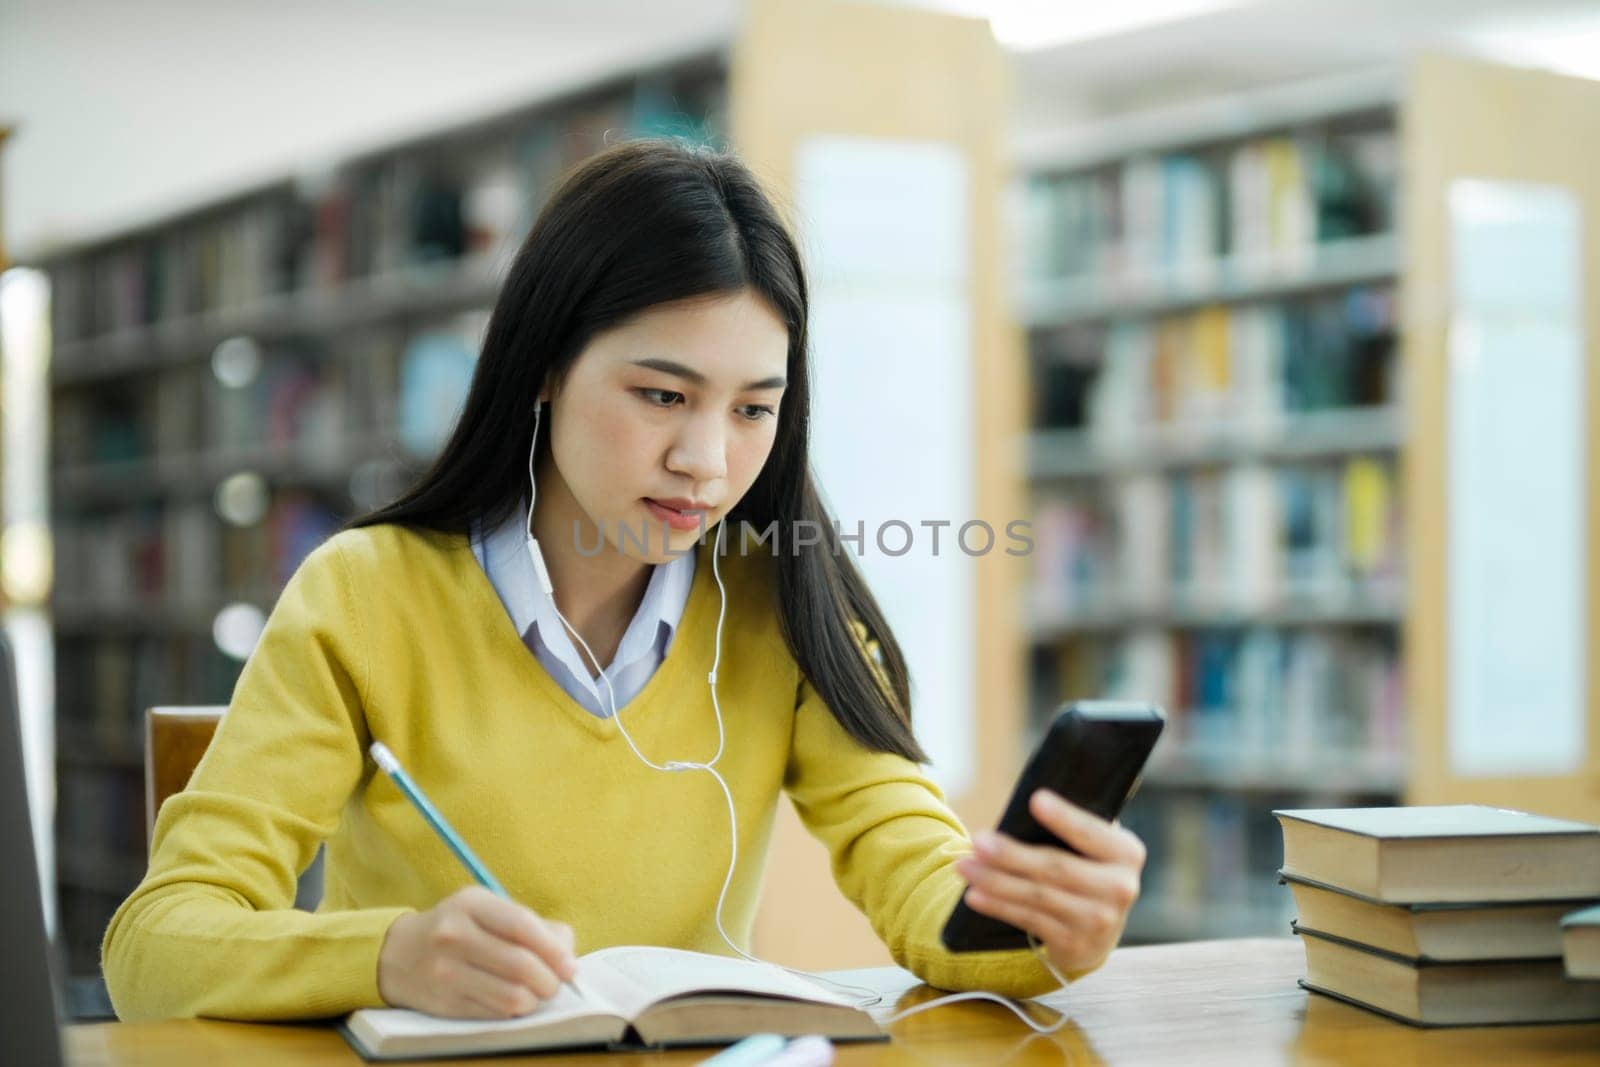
[340,946,885,1060]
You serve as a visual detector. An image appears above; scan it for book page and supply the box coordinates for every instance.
[576,947,855,1020]
[350,981,618,1042]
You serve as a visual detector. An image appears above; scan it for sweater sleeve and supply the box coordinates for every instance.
[783,635,1109,999]
[101,537,413,1021]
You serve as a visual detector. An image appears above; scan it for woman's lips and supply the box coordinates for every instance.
[643,498,708,532]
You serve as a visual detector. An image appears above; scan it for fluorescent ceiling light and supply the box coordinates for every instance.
[907,0,1251,51]
[1463,17,1600,82]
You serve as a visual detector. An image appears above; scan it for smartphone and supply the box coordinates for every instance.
[940,701,1166,953]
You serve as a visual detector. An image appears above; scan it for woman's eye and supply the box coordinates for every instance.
[638,388,772,421]
[638,388,684,407]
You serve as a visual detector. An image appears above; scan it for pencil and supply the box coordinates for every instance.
[369,741,581,1001]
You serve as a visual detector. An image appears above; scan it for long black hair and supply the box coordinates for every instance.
[349,139,926,763]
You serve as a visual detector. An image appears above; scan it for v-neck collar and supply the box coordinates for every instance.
[448,531,721,741]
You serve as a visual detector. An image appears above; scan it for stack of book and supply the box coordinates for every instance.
[1273,804,1600,1026]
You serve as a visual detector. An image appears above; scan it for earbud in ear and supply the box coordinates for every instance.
[526,398,545,546]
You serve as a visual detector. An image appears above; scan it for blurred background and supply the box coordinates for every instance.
[3,0,1598,1001]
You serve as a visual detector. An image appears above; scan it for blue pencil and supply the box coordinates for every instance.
[370,741,508,895]
[370,741,579,1000]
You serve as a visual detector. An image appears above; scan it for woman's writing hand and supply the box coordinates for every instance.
[954,789,1147,976]
[377,886,579,1018]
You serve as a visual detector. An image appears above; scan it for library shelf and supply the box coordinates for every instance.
[51,254,505,388]
[1027,406,1403,481]
[53,434,406,503]
[1029,591,1405,638]
[1022,232,1397,328]
[1140,745,1406,794]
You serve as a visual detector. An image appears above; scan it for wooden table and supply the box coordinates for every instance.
[66,938,1600,1065]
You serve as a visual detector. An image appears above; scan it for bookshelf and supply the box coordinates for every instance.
[1021,52,1600,943]
[38,46,728,975]
[1016,68,1407,944]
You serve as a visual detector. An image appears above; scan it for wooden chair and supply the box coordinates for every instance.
[144,706,226,844]
[143,706,323,909]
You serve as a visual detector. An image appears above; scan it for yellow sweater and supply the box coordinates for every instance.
[103,524,1064,1021]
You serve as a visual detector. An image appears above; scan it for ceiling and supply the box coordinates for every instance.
[3,0,1598,256]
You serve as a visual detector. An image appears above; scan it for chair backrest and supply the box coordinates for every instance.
[142,704,325,911]
[144,706,225,847]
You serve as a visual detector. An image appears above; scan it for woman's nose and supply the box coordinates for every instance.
[668,416,728,482]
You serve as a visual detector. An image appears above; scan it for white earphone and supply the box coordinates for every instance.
[522,397,1069,1028]
[525,400,556,597]
[525,398,749,948]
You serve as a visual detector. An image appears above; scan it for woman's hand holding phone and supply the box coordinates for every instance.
[377,886,580,1019]
[953,788,1148,975]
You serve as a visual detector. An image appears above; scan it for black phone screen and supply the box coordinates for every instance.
[940,701,1165,953]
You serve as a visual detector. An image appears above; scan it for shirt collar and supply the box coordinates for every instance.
[475,505,697,657]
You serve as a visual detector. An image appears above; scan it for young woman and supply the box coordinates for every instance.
[103,140,1147,1022]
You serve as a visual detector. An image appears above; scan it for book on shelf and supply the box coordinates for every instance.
[343,331,404,438]
[1228,138,1309,269]
[340,946,882,1061]
[266,492,344,588]
[1115,474,1168,609]
[154,365,203,457]
[1564,905,1600,981]
[398,312,487,460]
[1039,627,1402,769]
[1297,926,1600,1027]
[1022,123,1396,291]
[1077,288,1397,443]
[1274,805,1600,904]
[164,502,219,608]
[462,154,525,261]
[1028,285,1403,629]
[1030,455,1403,623]
[208,344,345,457]
[1282,872,1581,962]
[55,490,341,618]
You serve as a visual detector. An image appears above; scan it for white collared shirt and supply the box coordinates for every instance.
[470,509,696,718]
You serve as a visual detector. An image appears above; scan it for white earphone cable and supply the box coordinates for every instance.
[523,402,1069,1031]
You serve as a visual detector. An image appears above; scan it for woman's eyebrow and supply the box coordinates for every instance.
[630,357,786,391]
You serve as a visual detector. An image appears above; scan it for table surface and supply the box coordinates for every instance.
[66,938,1600,1066]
